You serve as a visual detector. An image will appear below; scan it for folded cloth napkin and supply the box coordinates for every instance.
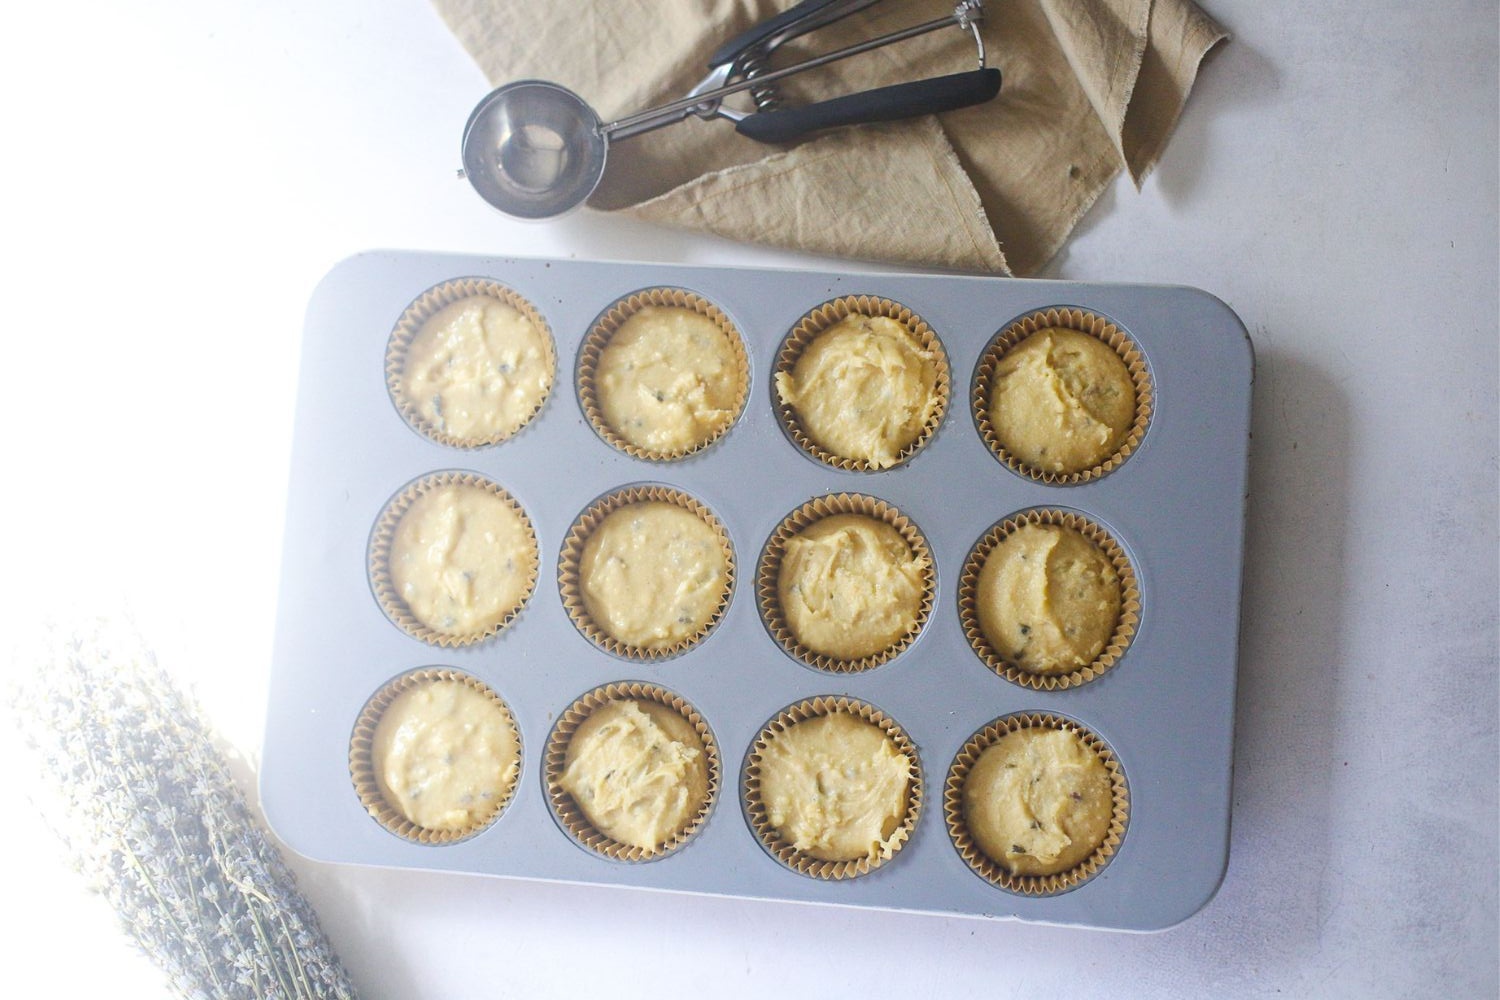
[435,0,1226,275]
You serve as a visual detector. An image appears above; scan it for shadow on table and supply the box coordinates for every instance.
[1152,27,1270,211]
[1041,31,1277,280]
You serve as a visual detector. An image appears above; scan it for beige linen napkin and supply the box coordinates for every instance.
[435,0,1226,275]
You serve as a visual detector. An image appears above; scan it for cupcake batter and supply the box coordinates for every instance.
[594,305,743,454]
[976,523,1121,674]
[372,678,520,832]
[777,513,926,660]
[963,726,1113,876]
[558,699,709,850]
[389,482,536,638]
[400,294,552,441]
[579,501,729,650]
[757,712,911,862]
[988,327,1136,474]
[775,314,940,468]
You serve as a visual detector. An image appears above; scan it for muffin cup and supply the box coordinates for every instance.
[944,712,1128,896]
[385,277,556,448]
[543,681,720,862]
[577,287,750,462]
[742,696,923,880]
[958,508,1139,690]
[774,295,950,471]
[369,471,539,648]
[558,485,735,661]
[972,306,1153,484]
[369,476,540,650]
[758,493,934,673]
[349,667,522,845]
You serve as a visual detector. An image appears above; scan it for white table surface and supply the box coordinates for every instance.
[1,1,1495,996]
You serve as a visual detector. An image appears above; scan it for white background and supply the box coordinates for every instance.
[1,1,1495,997]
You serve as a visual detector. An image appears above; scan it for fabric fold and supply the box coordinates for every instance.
[627,117,1009,273]
[1038,0,1152,180]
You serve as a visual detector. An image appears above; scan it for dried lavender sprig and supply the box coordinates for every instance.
[8,622,359,999]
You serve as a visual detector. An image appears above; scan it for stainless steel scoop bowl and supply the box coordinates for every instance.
[460,81,607,221]
[460,0,999,221]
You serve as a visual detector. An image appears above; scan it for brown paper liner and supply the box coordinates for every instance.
[369,471,539,648]
[958,508,1139,691]
[557,485,735,660]
[773,295,950,471]
[543,681,720,862]
[742,696,923,880]
[349,667,522,845]
[576,287,749,462]
[971,307,1153,484]
[758,493,934,673]
[386,277,556,449]
[944,712,1128,896]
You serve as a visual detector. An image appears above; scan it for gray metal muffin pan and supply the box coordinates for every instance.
[261,250,1253,931]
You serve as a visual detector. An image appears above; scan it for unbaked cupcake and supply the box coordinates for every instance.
[546,683,718,860]
[371,472,539,646]
[975,307,1150,483]
[761,495,933,671]
[351,669,522,843]
[775,296,948,470]
[961,509,1138,689]
[579,289,749,460]
[978,522,1120,673]
[946,714,1127,894]
[745,698,921,878]
[560,487,734,658]
[963,726,1113,876]
[387,278,555,447]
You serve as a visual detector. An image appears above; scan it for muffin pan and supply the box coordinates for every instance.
[261,250,1253,931]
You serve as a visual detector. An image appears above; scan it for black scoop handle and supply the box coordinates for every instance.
[708,0,846,69]
[734,68,1000,144]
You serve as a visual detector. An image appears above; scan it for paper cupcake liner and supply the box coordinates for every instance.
[369,471,539,648]
[576,287,749,462]
[543,681,720,863]
[971,307,1153,484]
[742,696,923,880]
[944,712,1128,896]
[958,508,1139,691]
[385,277,556,449]
[349,667,522,845]
[773,295,950,472]
[557,485,735,661]
[758,493,935,673]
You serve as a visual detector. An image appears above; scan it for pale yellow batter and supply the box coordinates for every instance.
[400,294,552,442]
[371,679,520,832]
[389,482,536,638]
[558,699,709,850]
[594,305,743,454]
[578,501,729,650]
[777,514,926,660]
[775,314,940,468]
[975,523,1121,674]
[988,327,1135,474]
[757,712,911,862]
[963,727,1113,876]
